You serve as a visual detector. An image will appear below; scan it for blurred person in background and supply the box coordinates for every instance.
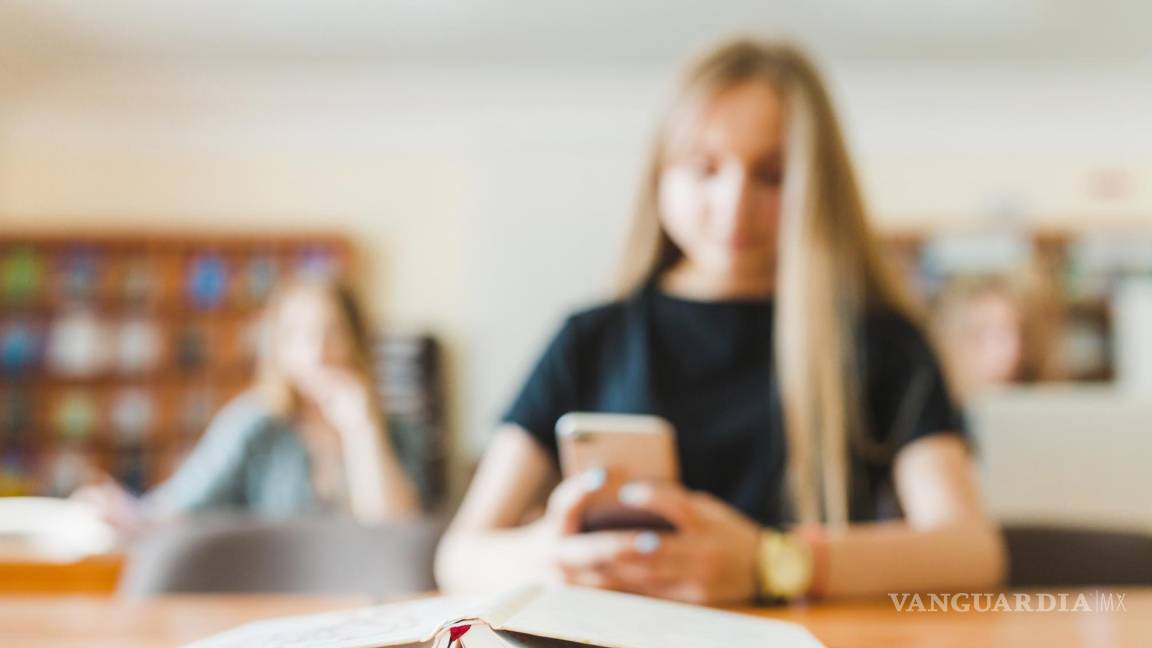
[73,278,419,532]
[930,275,1061,405]
[437,38,1005,604]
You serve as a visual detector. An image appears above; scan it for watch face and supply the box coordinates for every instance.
[773,545,807,592]
[761,533,814,599]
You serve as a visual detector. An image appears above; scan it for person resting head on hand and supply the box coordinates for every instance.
[73,278,420,535]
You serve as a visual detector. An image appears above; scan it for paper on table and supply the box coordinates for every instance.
[493,586,824,648]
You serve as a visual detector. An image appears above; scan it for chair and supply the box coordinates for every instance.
[117,514,442,598]
[1003,524,1152,587]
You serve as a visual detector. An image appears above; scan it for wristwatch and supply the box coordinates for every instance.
[756,530,814,601]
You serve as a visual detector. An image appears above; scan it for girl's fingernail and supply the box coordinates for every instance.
[634,531,661,554]
[618,483,645,506]
[582,466,607,491]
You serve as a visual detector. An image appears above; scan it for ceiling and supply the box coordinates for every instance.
[1,0,1150,71]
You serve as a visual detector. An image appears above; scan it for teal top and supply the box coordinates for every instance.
[147,394,332,516]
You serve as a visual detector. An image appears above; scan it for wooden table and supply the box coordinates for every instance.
[742,589,1152,647]
[0,594,370,648]
[0,589,1148,647]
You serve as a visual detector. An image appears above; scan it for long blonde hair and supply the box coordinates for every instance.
[255,277,378,418]
[619,38,909,527]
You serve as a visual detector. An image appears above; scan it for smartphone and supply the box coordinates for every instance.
[555,412,680,532]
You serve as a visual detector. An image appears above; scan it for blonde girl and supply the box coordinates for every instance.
[436,38,1004,603]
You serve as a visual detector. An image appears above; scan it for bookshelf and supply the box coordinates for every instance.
[0,232,354,496]
[877,225,1152,383]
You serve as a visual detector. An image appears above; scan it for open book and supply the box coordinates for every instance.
[186,585,824,648]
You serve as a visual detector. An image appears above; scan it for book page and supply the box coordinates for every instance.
[494,586,824,648]
[184,595,483,648]
[186,585,824,648]
[459,624,598,648]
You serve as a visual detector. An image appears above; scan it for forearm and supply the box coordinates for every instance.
[435,522,551,594]
[339,419,420,523]
[818,520,1006,598]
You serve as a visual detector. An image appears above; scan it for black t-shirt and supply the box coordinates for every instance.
[502,283,967,527]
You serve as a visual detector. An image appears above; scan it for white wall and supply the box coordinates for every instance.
[3,59,1152,485]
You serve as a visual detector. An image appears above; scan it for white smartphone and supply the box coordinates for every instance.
[555,412,680,532]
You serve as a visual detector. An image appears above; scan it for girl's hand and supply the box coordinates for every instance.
[544,479,762,605]
[70,474,144,537]
[297,367,379,433]
[524,466,642,585]
[613,482,762,604]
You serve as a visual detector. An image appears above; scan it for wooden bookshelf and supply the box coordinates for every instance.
[876,225,1152,383]
[0,232,354,496]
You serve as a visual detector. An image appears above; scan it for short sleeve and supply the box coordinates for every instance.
[501,317,583,460]
[145,395,268,514]
[861,315,968,457]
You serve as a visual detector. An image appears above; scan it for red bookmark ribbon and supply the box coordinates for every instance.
[449,624,472,642]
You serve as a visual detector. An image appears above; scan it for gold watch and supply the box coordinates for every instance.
[756,530,814,601]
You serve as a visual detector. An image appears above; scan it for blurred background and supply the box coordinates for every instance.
[1,0,1151,585]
